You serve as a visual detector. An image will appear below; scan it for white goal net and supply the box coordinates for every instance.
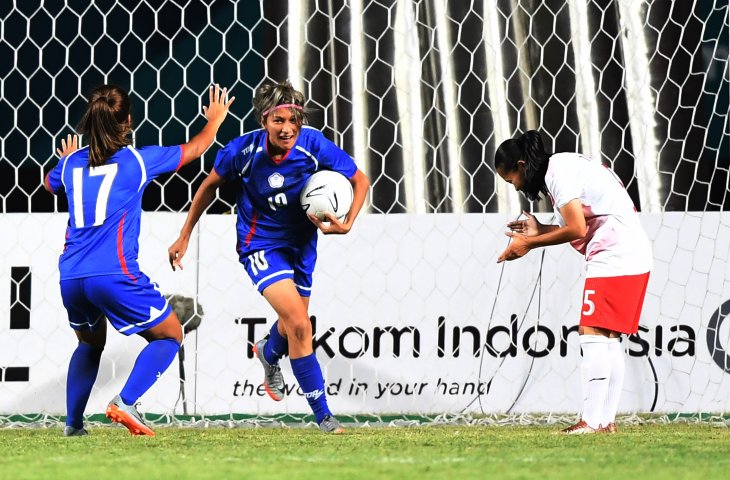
[0,0,728,427]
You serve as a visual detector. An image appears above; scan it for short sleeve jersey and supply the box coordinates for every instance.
[213,126,358,252]
[46,145,183,280]
[544,152,652,277]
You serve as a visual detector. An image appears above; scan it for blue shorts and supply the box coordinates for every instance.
[60,273,172,336]
[238,237,317,296]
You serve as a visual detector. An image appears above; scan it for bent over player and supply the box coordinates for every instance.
[168,80,370,433]
[493,130,652,434]
[45,83,233,436]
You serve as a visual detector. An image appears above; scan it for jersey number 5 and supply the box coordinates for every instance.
[72,164,118,227]
[582,289,596,316]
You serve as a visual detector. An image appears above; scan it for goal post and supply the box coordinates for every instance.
[0,0,728,426]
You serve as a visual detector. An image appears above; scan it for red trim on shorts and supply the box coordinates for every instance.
[175,144,185,172]
[244,211,259,246]
[116,212,137,282]
[579,272,650,334]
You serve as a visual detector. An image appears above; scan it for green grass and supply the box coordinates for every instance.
[0,424,728,479]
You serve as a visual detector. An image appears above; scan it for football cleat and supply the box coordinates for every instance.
[253,338,286,401]
[600,422,618,434]
[63,426,89,437]
[105,395,155,436]
[318,414,345,434]
[560,419,600,435]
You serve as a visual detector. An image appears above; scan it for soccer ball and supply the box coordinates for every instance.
[299,170,353,221]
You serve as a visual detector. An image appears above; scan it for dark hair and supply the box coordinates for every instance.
[253,80,309,125]
[494,130,551,201]
[76,84,132,167]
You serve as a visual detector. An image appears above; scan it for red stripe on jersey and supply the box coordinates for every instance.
[244,211,259,246]
[116,212,137,282]
[63,227,70,252]
[175,144,185,172]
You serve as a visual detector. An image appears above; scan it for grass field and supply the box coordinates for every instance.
[1,423,728,479]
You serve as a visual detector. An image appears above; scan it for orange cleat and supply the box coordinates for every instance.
[560,419,599,435]
[600,422,618,434]
[106,395,155,436]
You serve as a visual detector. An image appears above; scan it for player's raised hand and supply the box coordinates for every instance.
[168,236,190,271]
[308,212,351,235]
[506,210,542,237]
[203,84,235,126]
[56,134,79,158]
[497,231,531,263]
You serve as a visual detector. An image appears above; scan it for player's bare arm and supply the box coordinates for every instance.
[168,168,227,270]
[498,199,586,262]
[179,84,235,167]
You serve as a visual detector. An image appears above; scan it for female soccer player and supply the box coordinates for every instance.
[493,130,652,434]
[46,83,234,436]
[167,80,370,433]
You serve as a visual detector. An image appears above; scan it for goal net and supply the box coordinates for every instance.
[0,0,728,427]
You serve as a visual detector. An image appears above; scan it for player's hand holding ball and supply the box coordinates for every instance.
[300,170,354,235]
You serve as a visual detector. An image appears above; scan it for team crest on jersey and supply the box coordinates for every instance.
[268,172,285,189]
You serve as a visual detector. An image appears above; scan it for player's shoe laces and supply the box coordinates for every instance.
[560,419,599,435]
[600,422,618,434]
[63,426,88,437]
[253,338,285,401]
[105,395,155,436]
[318,414,345,434]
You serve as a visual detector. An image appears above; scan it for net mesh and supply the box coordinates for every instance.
[0,0,728,428]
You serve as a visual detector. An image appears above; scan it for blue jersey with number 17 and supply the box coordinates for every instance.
[45,145,183,280]
[214,126,357,252]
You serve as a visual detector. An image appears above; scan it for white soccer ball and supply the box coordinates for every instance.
[299,170,353,221]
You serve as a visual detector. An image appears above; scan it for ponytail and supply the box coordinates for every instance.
[494,130,551,201]
[77,85,131,167]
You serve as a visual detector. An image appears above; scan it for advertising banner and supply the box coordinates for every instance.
[1,212,728,416]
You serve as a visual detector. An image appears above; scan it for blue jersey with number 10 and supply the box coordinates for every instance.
[214,126,357,253]
[46,145,183,280]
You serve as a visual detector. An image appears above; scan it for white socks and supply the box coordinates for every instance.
[579,335,611,429]
[603,337,625,426]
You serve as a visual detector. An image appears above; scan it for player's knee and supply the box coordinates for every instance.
[286,321,312,345]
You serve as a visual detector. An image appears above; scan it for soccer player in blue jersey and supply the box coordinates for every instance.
[168,80,370,433]
[45,83,234,436]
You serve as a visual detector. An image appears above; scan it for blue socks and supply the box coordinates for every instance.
[66,342,104,428]
[263,321,288,366]
[120,338,180,405]
[291,353,330,424]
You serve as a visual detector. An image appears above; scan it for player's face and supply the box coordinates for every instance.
[263,109,301,154]
[497,161,526,192]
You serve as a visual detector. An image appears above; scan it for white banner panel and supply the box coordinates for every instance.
[0,212,728,416]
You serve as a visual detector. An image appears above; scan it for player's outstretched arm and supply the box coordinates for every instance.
[312,168,370,235]
[168,168,227,270]
[44,134,80,193]
[179,84,235,168]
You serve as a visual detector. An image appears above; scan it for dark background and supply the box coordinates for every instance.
[1,0,727,214]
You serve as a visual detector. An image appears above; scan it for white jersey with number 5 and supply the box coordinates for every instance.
[544,152,652,278]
